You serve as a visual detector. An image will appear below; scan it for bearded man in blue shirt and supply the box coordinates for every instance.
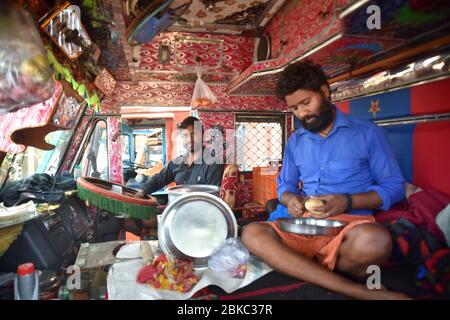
[241,61,410,299]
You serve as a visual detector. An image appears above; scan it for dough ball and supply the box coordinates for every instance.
[304,198,327,218]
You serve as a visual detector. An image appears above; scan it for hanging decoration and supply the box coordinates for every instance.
[0,2,55,113]
[46,48,101,112]
[190,60,217,108]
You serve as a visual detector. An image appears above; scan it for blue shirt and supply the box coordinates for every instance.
[275,107,405,216]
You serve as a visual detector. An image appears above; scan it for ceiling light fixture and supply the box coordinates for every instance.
[202,0,224,12]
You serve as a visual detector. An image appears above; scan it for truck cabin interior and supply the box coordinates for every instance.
[0,0,450,301]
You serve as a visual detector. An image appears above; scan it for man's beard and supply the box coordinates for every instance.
[299,98,335,133]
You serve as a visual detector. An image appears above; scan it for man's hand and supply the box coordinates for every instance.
[307,194,349,218]
[286,194,306,217]
[135,190,147,199]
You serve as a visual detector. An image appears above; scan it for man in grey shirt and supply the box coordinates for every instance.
[126,116,224,235]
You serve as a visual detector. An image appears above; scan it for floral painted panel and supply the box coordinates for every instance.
[228,35,402,95]
[177,0,271,25]
[101,81,286,112]
[236,179,253,207]
[107,116,123,184]
[140,32,254,75]
[52,95,85,130]
[94,67,117,97]
[265,0,342,61]
[60,115,91,172]
[227,0,342,95]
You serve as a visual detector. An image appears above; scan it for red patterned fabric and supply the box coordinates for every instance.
[236,179,253,208]
[94,67,117,97]
[101,82,285,113]
[60,116,91,172]
[220,164,240,209]
[140,32,254,76]
[376,188,450,243]
[0,81,62,153]
[242,202,266,219]
[107,117,123,184]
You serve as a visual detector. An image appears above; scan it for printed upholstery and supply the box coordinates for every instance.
[220,164,240,209]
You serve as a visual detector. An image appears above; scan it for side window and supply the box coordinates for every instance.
[80,120,109,180]
[2,129,76,184]
[121,134,131,163]
[235,115,285,172]
[0,153,15,189]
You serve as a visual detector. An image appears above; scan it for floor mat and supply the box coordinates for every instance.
[196,265,446,300]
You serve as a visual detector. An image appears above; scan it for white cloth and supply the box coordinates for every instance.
[0,201,36,221]
[436,203,450,247]
[107,241,272,300]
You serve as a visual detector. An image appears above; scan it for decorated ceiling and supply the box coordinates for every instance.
[137,32,255,84]
[227,0,450,96]
[22,0,450,113]
[121,0,287,36]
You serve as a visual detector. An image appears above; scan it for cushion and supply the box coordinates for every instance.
[220,165,240,209]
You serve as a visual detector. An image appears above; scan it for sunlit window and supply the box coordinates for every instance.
[4,129,75,183]
[79,120,109,180]
[121,134,131,163]
[235,115,285,172]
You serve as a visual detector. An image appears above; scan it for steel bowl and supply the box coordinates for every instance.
[279,217,347,236]
[166,184,220,204]
[158,192,237,269]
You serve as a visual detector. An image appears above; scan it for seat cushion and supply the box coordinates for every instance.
[220,165,240,209]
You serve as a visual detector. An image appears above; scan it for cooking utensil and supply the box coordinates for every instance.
[279,217,347,236]
[158,192,237,269]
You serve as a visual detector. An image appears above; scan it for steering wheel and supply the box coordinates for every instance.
[76,177,159,220]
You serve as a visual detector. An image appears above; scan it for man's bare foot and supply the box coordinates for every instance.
[365,288,412,300]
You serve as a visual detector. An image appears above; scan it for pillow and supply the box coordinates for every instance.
[405,182,422,199]
[220,165,240,209]
[436,203,450,247]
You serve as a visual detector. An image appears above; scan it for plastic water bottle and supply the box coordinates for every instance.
[14,263,39,300]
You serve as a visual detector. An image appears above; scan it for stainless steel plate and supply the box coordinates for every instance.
[158,192,237,269]
[166,185,221,204]
[166,184,220,195]
[279,218,347,236]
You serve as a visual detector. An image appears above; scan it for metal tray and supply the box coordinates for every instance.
[166,185,220,204]
[158,192,237,269]
[279,218,347,236]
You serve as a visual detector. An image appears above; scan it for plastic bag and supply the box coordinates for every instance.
[190,66,217,108]
[0,3,55,113]
[208,238,250,279]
